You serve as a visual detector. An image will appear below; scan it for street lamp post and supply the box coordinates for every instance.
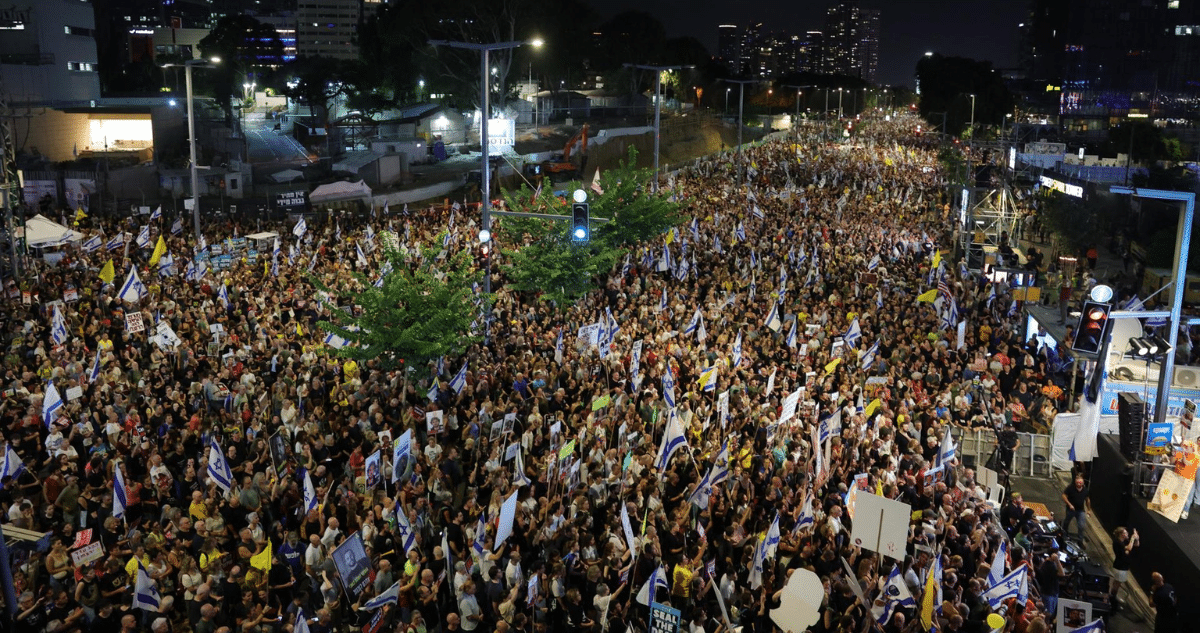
[725,88,731,116]
[429,38,543,297]
[722,79,756,185]
[161,57,220,241]
[838,88,844,119]
[782,85,812,132]
[625,63,692,193]
[969,93,976,140]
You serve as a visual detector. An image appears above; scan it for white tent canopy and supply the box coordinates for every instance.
[25,214,84,248]
[309,180,372,204]
[271,169,304,183]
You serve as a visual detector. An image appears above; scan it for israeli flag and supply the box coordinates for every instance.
[88,348,102,382]
[136,225,151,248]
[106,233,124,251]
[861,341,879,370]
[394,503,418,553]
[684,308,703,336]
[735,222,746,242]
[936,426,957,468]
[797,244,807,265]
[356,243,368,267]
[786,319,797,349]
[987,540,1008,588]
[748,536,767,589]
[449,362,468,394]
[150,205,162,220]
[765,302,781,332]
[844,318,862,349]
[170,217,183,235]
[675,257,690,281]
[750,249,759,269]
[753,205,765,220]
[554,330,564,364]
[218,284,229,306]
[656,409,687,470]
[207,438,233,492]
[622,254,631,278]
[294,609,312,633]
[689,440,730,509]
[873,565,916,624]
[82,235,102,252]
[876,290,884,309]
[1,443,26,484]
[426,377,440,402]
[732,332,743,368]
[794,492,815,533]
[713,234,723,254]
[660,245,672,271]
[513,448,532,487]
[132,561,161,611]
[636,566,671,606]
[113,466,128,519]
[981,566,1026,609]
[51,305,68,346]
[118,266,147,303]
[361,581,400,610]
[868,254,880,271]
[43,381,63,429]
[690,217,700,240]
[662,371,676,407]
[302,468,319,513]
[763,512,782,559]
[1066,620,1104,633]
[293,217,308,238]
[658,289,668,313]
[699,365,718,393]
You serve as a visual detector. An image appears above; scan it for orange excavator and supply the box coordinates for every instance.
[525,124,589,184]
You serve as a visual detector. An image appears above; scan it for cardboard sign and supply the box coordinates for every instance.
[125,312,145,333]
[73,529,93,549]
[63,288,79,302]
[70,541,104,567]
[65,386,83,401]
[650,602,683,633]
[851,492,911,560]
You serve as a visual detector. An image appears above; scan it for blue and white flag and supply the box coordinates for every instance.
[88,348,102,383]
[42,381,63,429]
[750,249,759,269]
[735,222,746,242]
[394,504,418,554]
[113,466,128,519]
[861,341,879,370]
[118,266,147,303]
[293,217,308,238]
[636,566,670,606]
[763,512,782,559]
[207,438,233,492]
[786,319,797,349]
[765,302,782,332]
[699,365,718,392]
[987,540,1008,589]
[51,305,68,345]
[690,217,700,241]
[294,609,312,633]
[513,448,532,487]
[844,318,862,349]
[622,255,631,278]
[684,308,703,336]
[554,330,564,364]
[218,284,229,307]
[656,409,688,470]
[981,566,1026,609]
[936,426,957,468]
[688,440,730,509]
[171,217,183,235]
[713,234,723,254]
[873,565,916,624]
[795,492,815,533]
[1,443,25,485]
[732,332,743,368]
[662,371,676,407]
[323,331,349,349]
[748,535,767,589]
[136,225,151,248]
[426,377,440,402]
[1066,620,1104,633]
[150,205,162,221]
[82,234,102,252]
[106,233,124,251]
[867,254,880,271]
[753,205,765,220]
[132,560,161,610]
[361,580,400,610]
[449,362,468,394]
[302,467,319,514]
[356,243,368,267]
[658,289,668,313]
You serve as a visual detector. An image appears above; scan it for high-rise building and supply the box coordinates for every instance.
[297,0,360,60]
[823,1,880,83]
[258,14,298,64]
[0,0,101,105]
[799,31,825,74]
[718,24,740,75]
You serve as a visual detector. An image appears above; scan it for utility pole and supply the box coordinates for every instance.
[722,79,757,186]
[625,63,693,193]
[1125,123,1136,186]
[782,85,813,132]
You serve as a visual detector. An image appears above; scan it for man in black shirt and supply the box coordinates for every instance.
[1151,571,1178,633]
[1061,474,1090,544]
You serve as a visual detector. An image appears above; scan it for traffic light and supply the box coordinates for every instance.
[571,202,590,242]
[1072,300,1111,355]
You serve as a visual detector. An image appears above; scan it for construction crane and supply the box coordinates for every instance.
[524,123,589,184]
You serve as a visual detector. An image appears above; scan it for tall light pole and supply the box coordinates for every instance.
[429,38,543,296]
[161,57,220,241]
[783,85,812,130]
[838,88,844,118]
[625,63,692,192]
[725,87,731,116]
[969,93,977,139]
[722,79,757,185]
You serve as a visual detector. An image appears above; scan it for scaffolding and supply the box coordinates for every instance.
[958,180,1027,267]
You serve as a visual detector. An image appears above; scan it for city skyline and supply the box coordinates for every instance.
[582,0,1026,87]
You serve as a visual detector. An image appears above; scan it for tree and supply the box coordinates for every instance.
[314,241,483,371]
[915,54,1013,137]
[199,15,284,124]
[499,147,681,308]
[280,56,360,130]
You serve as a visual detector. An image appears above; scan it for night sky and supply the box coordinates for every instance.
[582,0,1027,88]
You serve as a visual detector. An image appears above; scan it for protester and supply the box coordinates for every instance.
[0,115,1080,633]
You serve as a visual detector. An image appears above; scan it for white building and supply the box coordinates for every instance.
[296,0,359,60]
[0,0,100,106]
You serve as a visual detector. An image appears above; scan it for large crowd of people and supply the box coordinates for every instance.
[0,116,1129,633]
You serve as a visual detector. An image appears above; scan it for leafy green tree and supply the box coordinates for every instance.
[313,241,483,370]
[199,15,284,124]
[498,147,680,308]
[280,56,359,130]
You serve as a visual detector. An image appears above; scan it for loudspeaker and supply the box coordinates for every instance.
[1117,392,1147,461]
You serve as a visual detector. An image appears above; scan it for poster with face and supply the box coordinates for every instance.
[364,450,382,490]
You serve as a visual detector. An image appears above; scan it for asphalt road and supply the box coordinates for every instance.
[244,113,310,165]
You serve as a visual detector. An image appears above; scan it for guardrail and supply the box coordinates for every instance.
[953,427,1053,478]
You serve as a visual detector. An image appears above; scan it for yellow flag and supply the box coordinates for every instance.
[919,558,939,629]
[74,207,87,220]
[250,538,272,571]
[931,250,942,269]
[916,289,938,303]
[864,398,882,418]
[824,358,842,375]
[884,157,893,167]
[99,259,115,285]
[875,479,883,496]
[149,235,167,266]
[295,323,303,337]
[665,227,676,245]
